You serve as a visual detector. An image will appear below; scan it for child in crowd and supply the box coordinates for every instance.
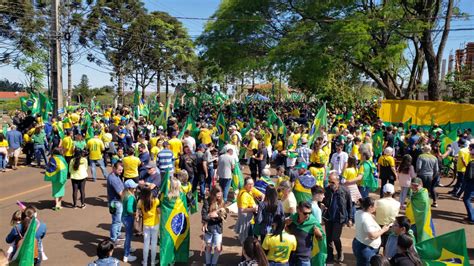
[310,185,325,224]
[6,210,22,260]
[88,239,120,266]
[122,179,138,263]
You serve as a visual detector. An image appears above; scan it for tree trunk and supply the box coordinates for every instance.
[117,67,124,106]
[156,70,161,103]
[422,29,440,101]
[165,73,169,100]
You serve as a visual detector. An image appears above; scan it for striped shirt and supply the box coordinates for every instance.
[157,149,174,172]
[296,145,312,164]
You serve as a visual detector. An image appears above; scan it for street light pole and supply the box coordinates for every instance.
[50,0,63,116]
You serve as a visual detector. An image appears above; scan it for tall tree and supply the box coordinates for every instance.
[80,0,145,105]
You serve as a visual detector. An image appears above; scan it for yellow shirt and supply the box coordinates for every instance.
[87,138,105,160]
[138,198,160,227]
[292,133,301,147]
[101,133,112,144]
[309,166,325,187]
[150,146,160,161]
[198,128,213,145]
[181,182,192,194]
[263,132,272,147]
[275,140,284,152]
[113,116,121,126]
[343,167,358,181]
[104,110,111,119]
[351,144,361,160]
[61,136,75,157]
[23,133,31,143]
[168,137,182,159]
[378,155,395,167]
[262,232,297,263]
[0,139,8,147]
[123,156,141,178]
[457,147,470,173]
[149,137,159,148]
[70,113,80,125]
[237,188,262,209]
[310,149,327,165]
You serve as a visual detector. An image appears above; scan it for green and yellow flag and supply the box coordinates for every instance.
[440,130,458,154]
[178,116,199,139]
[156,97,171,129]
[308,103,327,147]
[311,222,327,266]
[20,93,40,114]
[415,228,469,266]
[293,175,316,204]
[12,217,37,265]
[44,155,68,184]
[266,108,278,128]
[39,92,53,121]
[216,113,229,150]
[240,113,255,138]
[159,171,190,266]
[404,117,412,132]
[231,162,244,192]
[406,188,435,242]
[372,130,384,157]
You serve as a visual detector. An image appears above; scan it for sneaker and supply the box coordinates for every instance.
[431,203,438,208]
[336,253,344,263]
[123,255,137,263]
[113,240,124,247]
[130,247,136,253]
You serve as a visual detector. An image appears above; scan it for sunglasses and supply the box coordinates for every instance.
[301,211,312,215]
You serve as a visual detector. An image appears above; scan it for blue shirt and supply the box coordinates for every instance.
[157,149,174,172]
[311,201,322,224]
[6,130,23,149]
[138,152,150,171]
[107,172,124,202]
[88,257,120,266]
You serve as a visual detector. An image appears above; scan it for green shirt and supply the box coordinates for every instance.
[32,132,46,145]
[74,140,86,150]
[122,193,137,217]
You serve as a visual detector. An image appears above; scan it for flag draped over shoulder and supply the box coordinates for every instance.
[240,114,255,138]
[406,188,435,242]
[231,162,244,192]
[372,130,384,157]
[159,171,190,266]
[308,103,327,147]
[44,155,68,184]
[293,175,316,203]
[216,113,229,150]
[312,222,327,266]
[415,228,469,266]
[11,217,37,265]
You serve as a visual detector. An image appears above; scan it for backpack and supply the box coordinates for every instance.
[11,223,40,261]
[465,160,474,180]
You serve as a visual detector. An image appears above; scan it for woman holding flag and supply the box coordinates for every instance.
[44,148,68,211]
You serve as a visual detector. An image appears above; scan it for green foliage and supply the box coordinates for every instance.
[0,79,25,92]
[16,50,48,90]
[444,71,474,103]
[0,99,21,113]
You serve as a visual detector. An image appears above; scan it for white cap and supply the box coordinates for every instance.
[383,183,395,194]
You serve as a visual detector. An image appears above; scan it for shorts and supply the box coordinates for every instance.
[8,148,21,157]
[204,230,222,248]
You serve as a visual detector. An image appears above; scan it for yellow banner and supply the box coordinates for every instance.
[378,100,474,126]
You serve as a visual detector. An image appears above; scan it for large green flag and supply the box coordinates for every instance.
[20,94,40,114]
[440,130,458,154]
[241,113,255,139]
[44,155,68,183]
[415,229,469,266]
[56,121,65,139]
[12,217,37,265]
[231,162,244,192]
[178,116,199,139]
[82,112,94,141]
[159,171,190,266]
[403,117,413,132]
[372,130,384,157]
[39,93,53,121]
[133,88,149,119]
[266,108,278,128]
[406,188,435,242]
[311,222,327,266]
[156,97,171,129]
[276,117,287,139]
[216,113,229,150]
[308,103,327,147]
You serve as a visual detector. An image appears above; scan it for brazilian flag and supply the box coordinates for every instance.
[178,116,199,139]
[360,161,378,192]
[308,103,327,147]
[415,228,469,266]
[311,222,327,266]
[11,217,38,265]
[372,130,384,157]
[406,188,435,242]
[159,171,190,266]
[293,175,316,204]
[216,113,229,150]
[231,162,244,192]
[44,155,68,189]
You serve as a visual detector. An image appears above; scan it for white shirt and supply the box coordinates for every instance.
[355,210,382,249]
[183,136,196,152]
[375,197,400,226]
[330,151,348,175]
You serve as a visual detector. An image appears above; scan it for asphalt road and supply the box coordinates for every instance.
[0,164,473,265]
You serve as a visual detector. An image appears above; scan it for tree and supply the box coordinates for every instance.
[443,70,474,103]
[80,0,146,105]
[0,78,26,92]
[72,74,91,102]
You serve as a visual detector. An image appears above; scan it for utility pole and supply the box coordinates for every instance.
[50,0,63,116]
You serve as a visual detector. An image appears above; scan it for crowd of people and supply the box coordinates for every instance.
[1,99,473,266]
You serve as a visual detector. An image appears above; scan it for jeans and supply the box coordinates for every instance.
[0,153,5,170]
[122,215,134,257]
[89,158,108,181]
[352,238,378,266]
[143,225,159,266]
[454,172,465,197]
[110,200,123,241]
[219,178,232,203]
[270,262,289,266]
[326,221,344,261]
[289,257,310,266]
[359,186,370,199]
[419,175,437,202]
[399,187,410,206]
[463,179,474,222]
[34,144,47,167]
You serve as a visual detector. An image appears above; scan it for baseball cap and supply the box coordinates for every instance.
[411,177,422,185]
[383,183,395,194]
[295,162,308,170]
[124,179,138,189]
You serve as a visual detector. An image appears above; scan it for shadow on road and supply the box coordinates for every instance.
[62,230,108,257]
[22,200,55,210]
[432,209,466,223]
[84,196,108,207]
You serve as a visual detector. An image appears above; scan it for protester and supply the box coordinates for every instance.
[384,216,414,259]
[87,131,108,182]
[255,185,284,241]
[202,185,226,266]
[330,142,348,176]
[235,177,264,244]
[157,141,174,175]
[452,140,470,199]
[88,239,120,266]
[122,179,138,262]
[32,126,48,168]
[357,151,377,198]
[123,147,141,183]
[310,185,325,224]
[6,125,22,170]
[278,181,297,217]
[0,133,7,172]
[239,236,269,266]
[106,162,125,245]
[44,148,68,210]
[389,234,422,266]
[406,177,435,242]
[137,186,160,266]
[139,162,162,198]
[353,197,390,266]
[377,147,397,198]
[217,147,235,203]
[415,145,439,207]
[462,143,474,224]
[323,171,353,263]
[262,214,297,266]
[69,149,88,209]
[397,155,416,209]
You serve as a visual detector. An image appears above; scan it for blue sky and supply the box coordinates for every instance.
[0,0,473,90]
